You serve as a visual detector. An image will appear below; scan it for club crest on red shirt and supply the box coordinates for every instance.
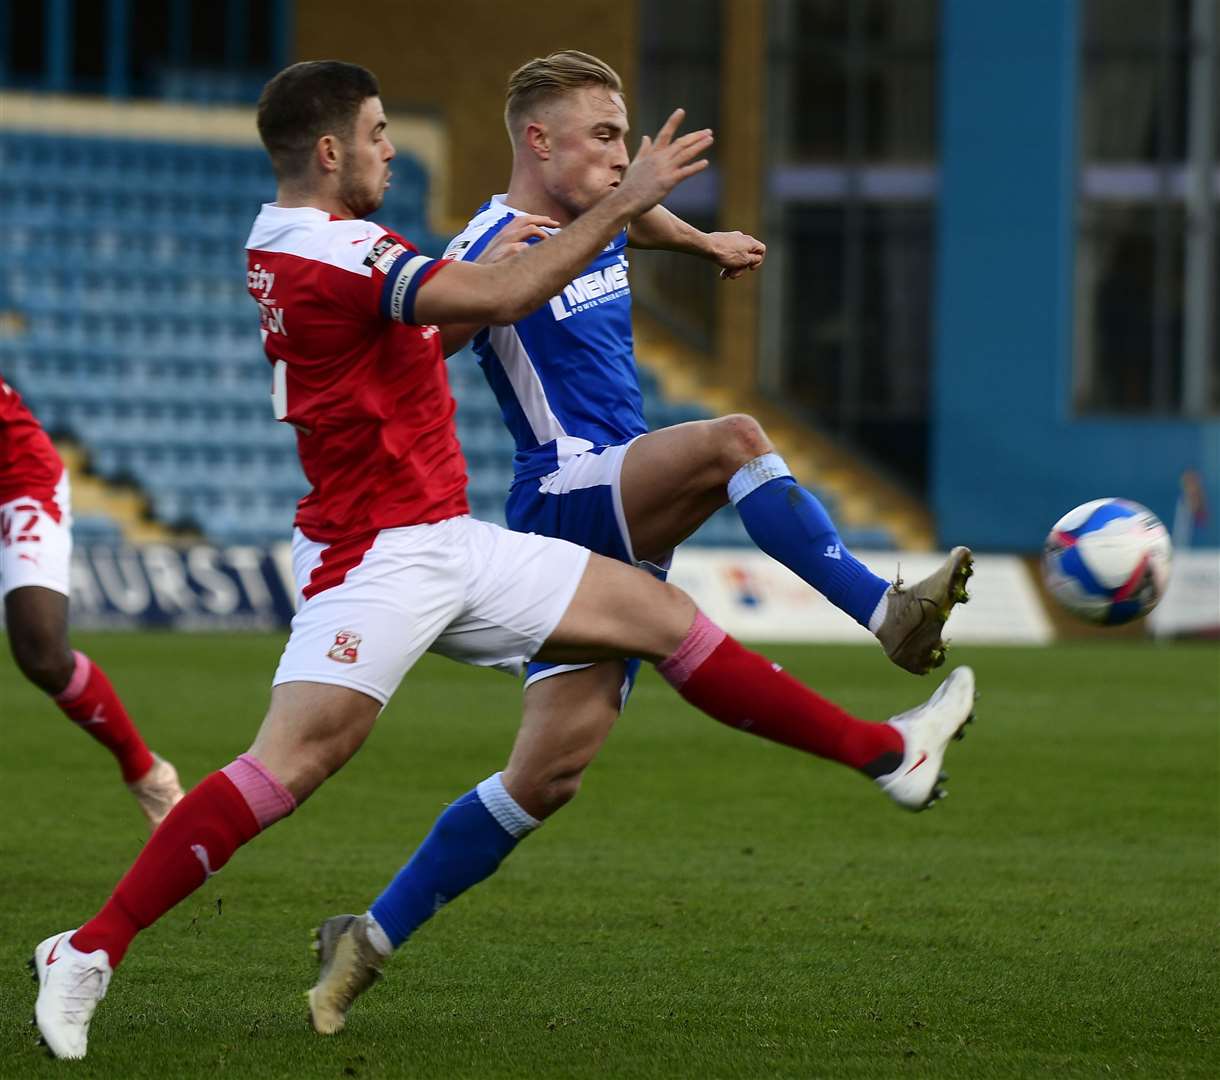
[327,630,362,664]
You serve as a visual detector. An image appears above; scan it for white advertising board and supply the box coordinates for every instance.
[666,549,1054,645]
[1149,549,1220,639]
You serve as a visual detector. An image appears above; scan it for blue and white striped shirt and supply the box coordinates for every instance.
[444,194,647,483]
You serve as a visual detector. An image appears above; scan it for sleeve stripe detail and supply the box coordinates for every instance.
[460,213,516,263]
[382,253,440,323]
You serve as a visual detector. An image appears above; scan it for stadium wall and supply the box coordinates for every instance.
[293,0,638,233]
[933,0,1220,552]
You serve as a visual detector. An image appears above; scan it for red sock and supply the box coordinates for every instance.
[55,651,154,783]
[657,612,903,774]
[70,771,261,966]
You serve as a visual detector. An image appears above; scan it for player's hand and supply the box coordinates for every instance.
[474,215,559,264]
[615,108,713,216]
[709,231,766,279]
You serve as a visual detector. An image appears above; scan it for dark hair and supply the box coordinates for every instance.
[257,60,380,180]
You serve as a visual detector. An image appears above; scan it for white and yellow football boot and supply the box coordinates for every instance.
[308,913,386,1035]
[127,753,184,831]
[875,547,974,674]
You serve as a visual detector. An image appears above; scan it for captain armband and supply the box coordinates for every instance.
[380,253,444,325]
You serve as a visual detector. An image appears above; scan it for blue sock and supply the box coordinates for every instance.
[730,453,889,628]
[369,773,538,949]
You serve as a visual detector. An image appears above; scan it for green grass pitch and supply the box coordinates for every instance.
[1,634,1216,1078]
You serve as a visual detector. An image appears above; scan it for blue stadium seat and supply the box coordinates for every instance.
[840,527,898,551]
[1,130,887,548]
[71,513,125,544]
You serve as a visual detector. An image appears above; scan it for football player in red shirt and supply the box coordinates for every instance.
[31,62,975,1059]
[1,379,183,826]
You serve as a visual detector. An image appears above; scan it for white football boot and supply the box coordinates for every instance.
[30,930,112,1060]
[308,913,385,1035]
[876,666,976,811]
[128,753,184,830]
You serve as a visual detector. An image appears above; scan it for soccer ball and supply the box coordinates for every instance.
[1041,499,1173,625]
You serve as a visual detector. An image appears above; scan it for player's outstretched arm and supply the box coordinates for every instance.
[628,205,766,280]
[415,110,712,327]
[439,214,560,357]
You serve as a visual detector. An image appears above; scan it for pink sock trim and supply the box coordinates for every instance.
[656,610,727,689]
[220,753,297,830]
[54,650,92,703]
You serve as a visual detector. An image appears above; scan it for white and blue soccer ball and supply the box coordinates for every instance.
[1041,499,1173,625]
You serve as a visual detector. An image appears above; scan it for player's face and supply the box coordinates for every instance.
[544,86,630,219]
[338,96,395,218]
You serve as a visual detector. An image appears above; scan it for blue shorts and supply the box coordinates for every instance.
[507,438,669,704]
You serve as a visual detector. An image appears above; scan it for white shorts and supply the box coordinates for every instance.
[0,470,72,599]
[272,515,591,705]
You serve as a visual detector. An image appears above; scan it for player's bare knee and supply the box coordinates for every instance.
[251,725,361,803]
[637,582,699,661]
[295,755,332,801]
[536,768,586,817]
[9,634,73,694]
[662,580,699,626]
[505,752,590,818]
[715,413,772,473]
[301,729,365,797]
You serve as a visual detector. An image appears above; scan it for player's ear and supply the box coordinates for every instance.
[523,122,550,161]
[316,134,341,176]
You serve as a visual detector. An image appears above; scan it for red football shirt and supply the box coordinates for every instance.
[245,204,468,543]
[0,375,64,512]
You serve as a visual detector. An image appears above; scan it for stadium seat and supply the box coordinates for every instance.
[0,129,895,550]
[70,513,125,545]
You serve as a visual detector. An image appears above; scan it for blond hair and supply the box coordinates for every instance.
[505,50,623,139]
